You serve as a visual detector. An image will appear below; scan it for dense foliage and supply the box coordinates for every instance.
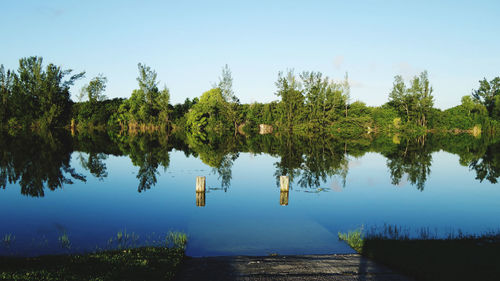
[0,57,84,128]
[1,56,499,137]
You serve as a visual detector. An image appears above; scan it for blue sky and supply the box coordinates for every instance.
[1,0,499,109]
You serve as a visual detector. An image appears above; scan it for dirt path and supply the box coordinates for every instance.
[174,254,412,281]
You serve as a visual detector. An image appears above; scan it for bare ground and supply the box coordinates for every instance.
[174,254,412,281]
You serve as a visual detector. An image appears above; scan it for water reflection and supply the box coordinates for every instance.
[0,130,85,197]
[1,130,499,197]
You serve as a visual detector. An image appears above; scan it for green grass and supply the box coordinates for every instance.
[2,234,15,249]
[0,231,187,281]
[339,226,500,281]
[337,227,364,252]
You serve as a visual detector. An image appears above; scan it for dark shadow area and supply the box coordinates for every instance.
[360,237,500,281]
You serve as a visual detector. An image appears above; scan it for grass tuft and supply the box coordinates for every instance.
[338,227,364,253]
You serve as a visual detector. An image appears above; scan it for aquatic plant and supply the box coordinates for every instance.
[165,231,187,249]
[107,230,140,250]
[2,233,15,248]
[338,227,364,252]
[58,232,71,249]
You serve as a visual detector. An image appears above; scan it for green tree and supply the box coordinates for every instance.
[11,56,85,127]
[472,77,500,119]
[343,72,351,117]
[120,63,170,127]
[408,71,434,127]
[389,75,412,122]
[0,65,14,124]
[388,71,434,127]
[275,70,305,131]
[186,88,226,134]
[81,74,107,103]
[218,64,240,135]
[299,71,346,130]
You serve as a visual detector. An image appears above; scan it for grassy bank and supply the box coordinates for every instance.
[339,227,500,281]
[0,232,187,281]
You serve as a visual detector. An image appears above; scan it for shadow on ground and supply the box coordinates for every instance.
[361,238,500,281]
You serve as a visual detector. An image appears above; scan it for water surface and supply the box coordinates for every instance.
[0,132,499,256]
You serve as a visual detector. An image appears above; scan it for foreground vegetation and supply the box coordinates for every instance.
[0,247,184,281]
[339,227,500,281]
[0,232,187,281]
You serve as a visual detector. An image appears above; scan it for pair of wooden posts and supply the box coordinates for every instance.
[195,175,290,207]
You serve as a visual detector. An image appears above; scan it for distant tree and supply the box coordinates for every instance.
[217,64,240,134]
[121,63,170,126]
[11,56,84,127]
[388,71,434,127]
[408,71,434,127]
[81,74,107,103]
[343,72,351,117]
[275,70,305,130]
[186,88,226,134]
[389,75,412,122]
[0,65,14,124]
[300,71,346,129]
[472,77,500,119]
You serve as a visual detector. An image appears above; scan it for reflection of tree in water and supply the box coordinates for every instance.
[0,131,86,197]
[78,152,108,180]
[272,135,351,189]
[186,132,241,191]
[123,134,170,193]
[3,128,500,197]
[468,142,500,184]
[384,136,432,191]
[211,153,238,191]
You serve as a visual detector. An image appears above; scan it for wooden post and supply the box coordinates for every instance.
[280,191,289,206]
[196,176,206,193]
[196,176,206,207]
[280,176,289,191]
[196,191,206,207]
[70,119,76,136]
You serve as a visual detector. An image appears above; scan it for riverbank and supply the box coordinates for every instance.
[0,246,185,281]
[339,228,500,281]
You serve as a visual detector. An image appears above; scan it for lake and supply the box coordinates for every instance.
[0,131,499,257]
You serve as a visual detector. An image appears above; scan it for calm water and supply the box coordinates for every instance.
[0,131,499,257]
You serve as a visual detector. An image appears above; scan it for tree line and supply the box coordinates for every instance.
[1,56,499,136]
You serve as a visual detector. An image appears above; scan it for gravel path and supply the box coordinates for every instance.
[174,254,412,281]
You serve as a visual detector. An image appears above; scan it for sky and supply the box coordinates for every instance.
[1,0,499,109]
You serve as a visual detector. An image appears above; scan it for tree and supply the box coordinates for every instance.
[343,72,351,117]
[0,65,14,124]
[275,70,305,130]
[388,71,434,127]
[81,74,107,103]
[218,64,240,135]
[122,63,170,127]
[408,71,434,127]
[186,88,226,134]
[389,75,411,122]
[472,77,500,118]
[11,56,84,127]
